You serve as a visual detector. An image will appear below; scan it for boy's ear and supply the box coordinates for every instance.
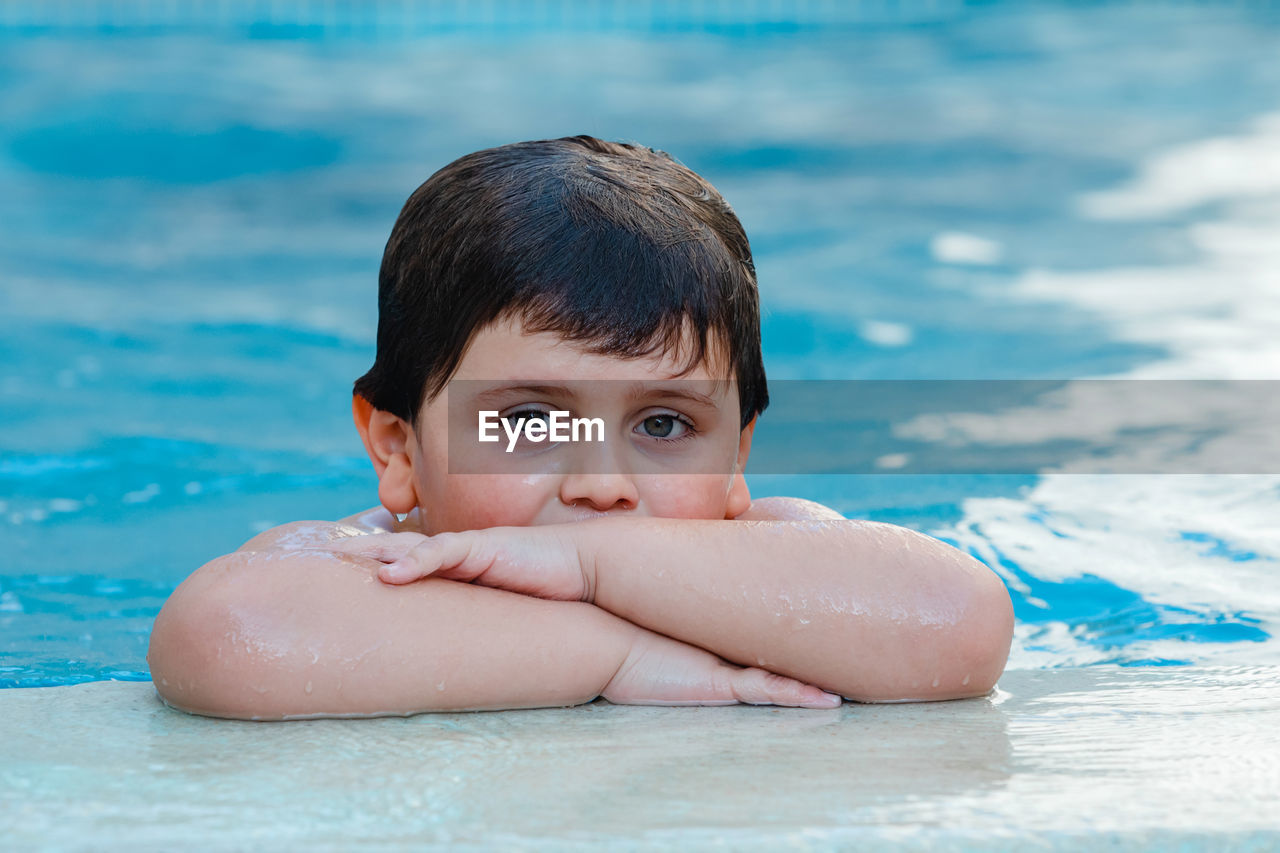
[725,416,757,519]
[352,394,420,515]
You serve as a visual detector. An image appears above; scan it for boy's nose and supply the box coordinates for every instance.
[558,470,639,513]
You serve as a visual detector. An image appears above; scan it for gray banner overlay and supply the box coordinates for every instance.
[445,379,1280,475]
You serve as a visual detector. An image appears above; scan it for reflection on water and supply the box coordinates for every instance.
[1,4,1280,683]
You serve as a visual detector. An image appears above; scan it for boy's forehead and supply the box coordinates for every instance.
[452,317,733,384]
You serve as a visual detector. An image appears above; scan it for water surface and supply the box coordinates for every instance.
[2,2,1279,684]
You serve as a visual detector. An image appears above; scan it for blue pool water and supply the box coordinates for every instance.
[2,2,1280,687]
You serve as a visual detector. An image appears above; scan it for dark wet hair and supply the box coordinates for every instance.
[353,135,768,430]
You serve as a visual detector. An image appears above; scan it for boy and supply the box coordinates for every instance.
[147,136,1013,720]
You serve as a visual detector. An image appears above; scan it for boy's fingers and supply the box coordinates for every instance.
[729,667,842,709]
[381,532,479,584]
[378,561,424,584]
[380,540,442,583]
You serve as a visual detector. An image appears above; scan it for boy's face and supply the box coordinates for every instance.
[370,317,755,533]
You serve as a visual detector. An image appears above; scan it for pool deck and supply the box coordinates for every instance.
[3,666,1278,850]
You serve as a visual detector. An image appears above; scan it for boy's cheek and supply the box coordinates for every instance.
[420,473,733,531]
[423,477,551,532]
[636,475,735,521]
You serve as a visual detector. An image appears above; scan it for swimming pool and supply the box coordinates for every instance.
[2,1,1279,846]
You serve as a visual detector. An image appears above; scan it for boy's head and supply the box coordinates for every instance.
[353,136,768,531]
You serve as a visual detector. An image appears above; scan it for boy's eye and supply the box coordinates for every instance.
[641,415,677,437]
[501,408,551,429]
[635,413,693,441]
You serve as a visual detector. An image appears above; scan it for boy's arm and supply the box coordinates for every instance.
[339,502,1014,703]
[580,514,1014,702]
[147,533,840,720]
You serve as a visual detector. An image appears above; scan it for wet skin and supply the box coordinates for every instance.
[146,319,1014,719]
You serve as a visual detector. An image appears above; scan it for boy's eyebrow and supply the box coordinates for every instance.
[467,382,725,408]
[626,384,723,409]
[471,383,573,405]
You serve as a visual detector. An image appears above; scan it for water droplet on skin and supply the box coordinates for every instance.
[962,673,971,686]
[304,681,313,695]
[160,678,168,686]
[436,680,447,691]
[932,677,940,688]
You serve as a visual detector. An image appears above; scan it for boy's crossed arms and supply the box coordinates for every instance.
[333,505,1012,705]
[148,498,1011,719]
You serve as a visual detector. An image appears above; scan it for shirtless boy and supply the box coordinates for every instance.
[147,136,1014,720]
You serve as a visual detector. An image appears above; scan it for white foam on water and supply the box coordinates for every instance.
[931,230,1004,265]
[956,474,1280,668]
[895,380,1280,474]
[1079,112,1280,221]
[1021,112,1280,380]
[858,319,914,347]
[934,111,1280,666]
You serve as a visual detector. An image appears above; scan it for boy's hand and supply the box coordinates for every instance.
[322,528,593,602]
[602,627,843,709]
[284,528,842,710]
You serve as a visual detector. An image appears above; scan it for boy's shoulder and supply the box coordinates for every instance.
[336,506,406,532]
[236,507,408,552]
[732,497,847,522]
